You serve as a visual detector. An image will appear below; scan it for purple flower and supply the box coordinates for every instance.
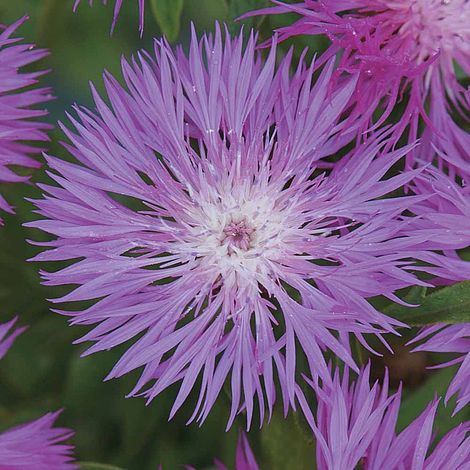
[0,411,76,469]
[0,319,76,469]
[0,17,51,224]
[73,0,145,35]
[310,365,470,469]
[251,0,470,179]
[27,25,470,428]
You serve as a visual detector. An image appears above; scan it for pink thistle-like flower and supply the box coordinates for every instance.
[0,17,52,224]
[0,411,76,469]
[27,25,470,428]
[250,0,470,179]
[73,0,146,35]
[310,365,470,469]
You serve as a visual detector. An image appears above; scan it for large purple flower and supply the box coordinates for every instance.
[309,365,470,469]
[28,25,470,428]
[73,0,145,35]
[0,17,51,224]
[0,319,76,469]
[251,0,470,178]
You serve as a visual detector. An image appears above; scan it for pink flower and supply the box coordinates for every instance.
[0,17,51,224]
[28,25,470,429]
[251,0,470,179]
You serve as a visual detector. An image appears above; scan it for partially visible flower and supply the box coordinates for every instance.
[403,166,470,282]
[73,0,145,35]
[0,411,76,469]
[0,17,51,224]
[215,433,259,470]
[249,1,470,178]
[0,318,76,469]
[28,24,470,429]
[310,365,470,469]
[412,325,470,414]
[0,316,27,360]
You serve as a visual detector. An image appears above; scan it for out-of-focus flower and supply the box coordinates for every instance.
[310,365,470,469]
[0,411,76,470]
[0,317,27,360]
[27,24,470,428]
[73,0,146,35]
[0,17,51,224]
[250,0,470,179]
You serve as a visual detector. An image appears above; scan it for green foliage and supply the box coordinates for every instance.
[79,464,126,470]
[260,411,315,470]
[150,0,184,42]
[386,282,470,325]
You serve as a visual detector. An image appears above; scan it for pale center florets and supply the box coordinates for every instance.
[222,218,255,252]
[179,184,296,283]
[388,0,470,62]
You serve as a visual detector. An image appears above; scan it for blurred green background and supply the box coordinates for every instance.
[0,1,467,469]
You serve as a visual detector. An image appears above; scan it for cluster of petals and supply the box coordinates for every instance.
[0,17,51,224]
[0,319,76,469]
[73,0,146,35]
[27,24,470,429]
[251,0,470,179]
[309,365,470,469]
[0,411,76,470]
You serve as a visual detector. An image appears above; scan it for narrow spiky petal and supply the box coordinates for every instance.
[0,317,27,360]
[73,0,146,35]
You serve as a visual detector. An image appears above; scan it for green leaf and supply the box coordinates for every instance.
[397,366,459,435]
[260,411,315,470]
[79,463,126,470]
[385,282,470,326]
[229,0,269,32]
[150,0,184,42]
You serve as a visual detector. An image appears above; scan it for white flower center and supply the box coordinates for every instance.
[175,181,299,284]
[388,0,470,62]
